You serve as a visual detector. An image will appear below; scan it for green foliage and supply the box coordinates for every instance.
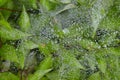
[88,72,101,80]
[29,0,37,9]
[78,38,100,50]
[0,27,29,40]
[40,0,57,11]
[0,72,19,80]
[55,4,76,15]
[28,69,52,80]
[0,14,12,29]
[17,40,38,69]
[0,44,18,63]
[0,13,30,40]
[37,55,53,70]
[0,0,120,80]
[1,0,13,20]
[18,6,31,32]
[0,0,8,7]
[57,50,84,80]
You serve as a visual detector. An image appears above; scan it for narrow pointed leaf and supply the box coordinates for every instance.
[28,69,52,80]
[38,55,53,70]
[18,6,30,32]
[0,27,30,40]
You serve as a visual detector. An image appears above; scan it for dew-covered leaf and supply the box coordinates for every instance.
[91,0,114,38]
[46,71,59,80]
[0,20,12,30]
[55,4,76,15]
[107,47,120,56]
[18,6,30,32]
[0,44,18,63]
[40,0,57,11]
[97,58,106,73]
[78,38,100,50]
[58,50,84,80]
[28,69,52,80]
[39,41,59,55]
[53,25,64,38]
[99,1,120,31]
[0,27,30,40]
[21,40,38,50]
[98,31,118,47]
[1,61,10,72]
[0,13,30,40]
[17,40,38,69]
[88,72,101,80]
[37,55,53,70]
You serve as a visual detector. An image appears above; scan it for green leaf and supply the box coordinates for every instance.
[40,0,57,11]
[0,72,19,80]
[63,50,84,69]
[50,0,71,4]
[17,51,27,69]
[1,61,10,72]
[21,40,38,50]
[0,14,29,40]
[0,0,8,7]
[97,58,106,73]
[1,0,14,20]
[91,0,114,38]
[53,25,64,38]
[98,32,118,47]
[0,44,18,63]
[39,43,51,55]
[59,0,71,4]
[78,38,101,50]
[99,2,120,30]
[18,6,30,32]
[0,13,12,29]
[28,69,52,80]
[17,40,38,69]
[88,72,101,80]
[0,12,4,20]
[39,41,59,55]
[107,47,120,56]
[41,77,49,80]
[46,71,59,80]
[55,4,76,15]
[58,50,84,80]
[0,20,12,30]
[38,55,53,70]
[29,0,37,9]
[24,50,37,70]
[0,27,30,40]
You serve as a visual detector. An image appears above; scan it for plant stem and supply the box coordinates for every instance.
[0,8,21,12]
